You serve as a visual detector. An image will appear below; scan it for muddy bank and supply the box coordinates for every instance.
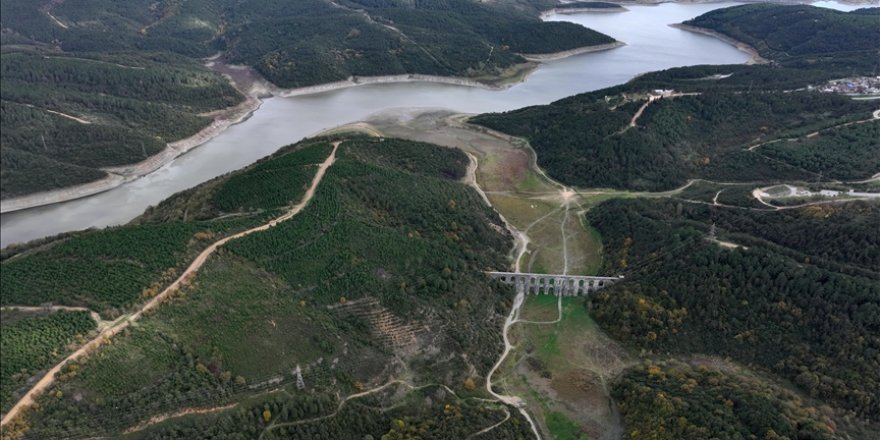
[0,174,126,214]
[670,23,769,65]
[1,89,262,214]
[103,95,262,178]
[540,6,628,18]
[275,74,507,97]
[520,41,626,62]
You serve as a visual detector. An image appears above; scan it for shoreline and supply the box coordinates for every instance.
[274,73,509,98]
[669,23,769,65]
[520,41,626,62]
[0,94,263,214]
[0,41,623,214]
[540,6,629,18]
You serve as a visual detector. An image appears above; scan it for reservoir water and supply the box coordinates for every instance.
[0,2,855,247]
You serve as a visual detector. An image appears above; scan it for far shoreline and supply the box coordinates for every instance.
[540,6,629,18]
[669,23,769,65]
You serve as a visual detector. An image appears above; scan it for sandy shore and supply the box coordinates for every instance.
[520,41,626,62]
[540,6,628,18]
[670,23,769,65]
[274,74,505,98]
[0,94,262,214]
[0,173,127,214]
[0,39,623,214]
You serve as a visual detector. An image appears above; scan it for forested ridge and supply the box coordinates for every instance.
[472,87,875,191]
[471,4,879,192]
[0,140,332,317]
[684,5,880,65]
[220,0,614,87]
[1,137,531,439]
[587,198,880,424]
[613,360,852,440]
[0,50,243,198]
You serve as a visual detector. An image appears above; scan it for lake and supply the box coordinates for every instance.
[1,2,855,247]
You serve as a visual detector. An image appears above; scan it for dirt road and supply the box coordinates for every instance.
[0,142,340,428]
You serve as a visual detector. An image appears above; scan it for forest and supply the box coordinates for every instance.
[5,136,528,439]
[685,5,880,65]
[0,141,332,316]
[221,0,614,87]
[0,310,96,414]
[472,87,874,191]
[586,198,880,420]
[612,360,848,440]
[0,51,242,198]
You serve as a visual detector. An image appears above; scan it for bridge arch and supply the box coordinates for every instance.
[487,272,622,296]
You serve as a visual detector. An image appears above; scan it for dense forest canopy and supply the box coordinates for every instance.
[0,51,242,198]
[613,360,850,440]
[685,5,880,63]
[472,85,875,191]
[588,198,880,420]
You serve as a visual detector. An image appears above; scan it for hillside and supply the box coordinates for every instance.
[471,83,876,191]
[471,4,879,192]
[684,4,880,68]
[587,198,880,422]
[0,51,243,199]
[0,136,536,439]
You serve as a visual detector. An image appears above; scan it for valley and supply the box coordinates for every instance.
[1,1,755,247]
[1,2,878,440]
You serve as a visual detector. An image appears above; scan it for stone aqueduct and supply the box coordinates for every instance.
[487,272,623,296]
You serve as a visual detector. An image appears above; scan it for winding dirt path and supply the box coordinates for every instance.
[465,152,529,272]
[124,403,238,434]
[621,92,701,133]
[467,406,511,439]
[22,104,90,124]
[0,142,340,428]
[747,109,879,152]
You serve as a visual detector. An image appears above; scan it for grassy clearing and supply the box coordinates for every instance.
[518,294,558,322]
[518,171,549,193]
[579,219,604,275]
[150,254,339,379]
[499,297,628,439]
[487,194,558,230]
[546,411,591,440]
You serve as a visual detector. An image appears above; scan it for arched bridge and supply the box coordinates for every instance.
[487,272,623,296]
